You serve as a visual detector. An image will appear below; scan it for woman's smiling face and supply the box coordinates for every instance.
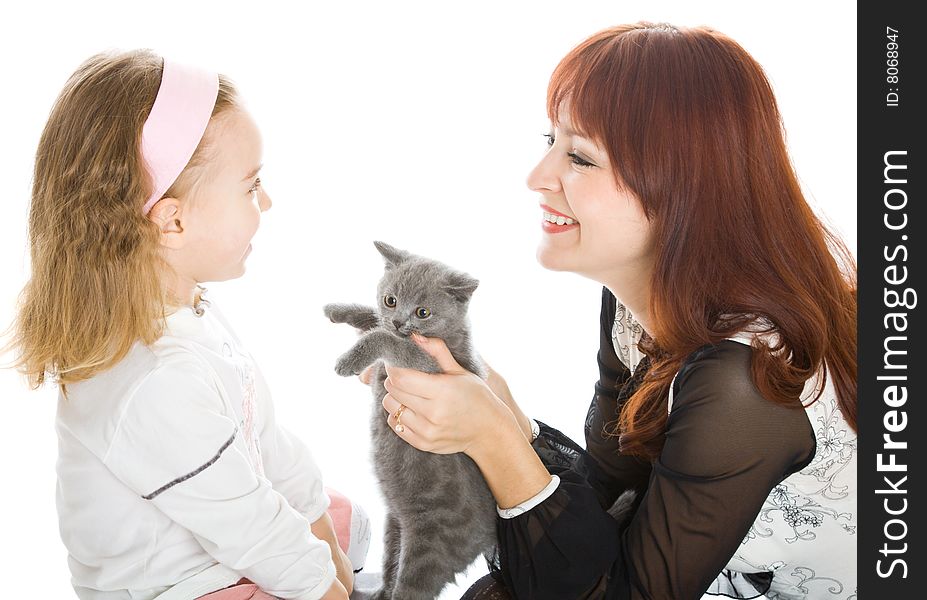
[526,102,655,286]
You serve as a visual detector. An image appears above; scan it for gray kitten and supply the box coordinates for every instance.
[324,241,497,600]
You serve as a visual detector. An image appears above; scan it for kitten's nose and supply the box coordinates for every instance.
[392,319,404,331]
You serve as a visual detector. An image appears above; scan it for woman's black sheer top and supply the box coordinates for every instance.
[492,288,816,599]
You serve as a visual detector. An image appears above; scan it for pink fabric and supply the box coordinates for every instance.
[325,487,353,553]
[140,58,219,214]
[195,578,278,599]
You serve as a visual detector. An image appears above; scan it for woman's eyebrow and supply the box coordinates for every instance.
[241,163,263,182]
[557,125,594,143]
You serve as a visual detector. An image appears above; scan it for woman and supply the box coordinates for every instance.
[377,22,857,599]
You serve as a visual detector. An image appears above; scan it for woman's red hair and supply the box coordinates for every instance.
[547,23,857,459]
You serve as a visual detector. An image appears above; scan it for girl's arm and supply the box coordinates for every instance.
[256,370,354,593]
[310,513,354,595]
[318,580,349,600]
[104,357,338,600]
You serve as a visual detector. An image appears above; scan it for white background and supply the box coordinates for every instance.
[0,1,855,596]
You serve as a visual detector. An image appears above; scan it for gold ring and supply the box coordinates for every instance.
[395,404,406,433]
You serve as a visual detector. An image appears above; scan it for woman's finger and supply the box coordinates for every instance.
[382,392,403,415]
[385,364,471,401]
[382,392,426,431]
[477,353,495,380]
[383,379,435,420]
[412,333,466,374]
[358,365,375,385]
[384,399,429,440]
[387,410,432,451]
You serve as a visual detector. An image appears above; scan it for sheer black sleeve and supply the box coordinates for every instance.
[582,288,653,510]
[496,289,817,600]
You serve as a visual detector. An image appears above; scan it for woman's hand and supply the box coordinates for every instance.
[309,513,354,595]
[361,347,532,441]
[380,333,516,457]
[382,333,552,508]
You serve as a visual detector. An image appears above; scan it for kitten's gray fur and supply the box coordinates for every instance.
[324,241,496,600]
[608,489,637,527]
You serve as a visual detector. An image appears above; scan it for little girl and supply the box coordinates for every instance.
[7,50,366,600]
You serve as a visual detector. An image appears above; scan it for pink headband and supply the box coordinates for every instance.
[140,58,219,214]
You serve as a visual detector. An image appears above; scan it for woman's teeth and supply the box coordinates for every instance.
[543,211,578,225]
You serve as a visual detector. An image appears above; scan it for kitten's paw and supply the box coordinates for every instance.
[323,303,349,323]
[334,354,361,377]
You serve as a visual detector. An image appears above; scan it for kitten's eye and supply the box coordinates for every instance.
[415,307,431,319]
[383,295,397,308]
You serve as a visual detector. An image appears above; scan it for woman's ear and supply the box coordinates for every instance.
[147,197,186,249]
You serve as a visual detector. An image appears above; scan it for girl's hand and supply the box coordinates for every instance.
[319,578,349,600]
[380,333,518,458]
[330,544,353,596]
[309,513,354,595]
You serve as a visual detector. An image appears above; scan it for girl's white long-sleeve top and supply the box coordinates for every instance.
[55,297,336,600]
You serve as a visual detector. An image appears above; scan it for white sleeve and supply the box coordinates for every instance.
[496,475,561,519]
[258,379,330,524]
[103,356,336,600]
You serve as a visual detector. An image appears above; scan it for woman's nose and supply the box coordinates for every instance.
[525,151,561,194]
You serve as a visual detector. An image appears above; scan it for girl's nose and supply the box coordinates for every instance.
[259,187,272,212]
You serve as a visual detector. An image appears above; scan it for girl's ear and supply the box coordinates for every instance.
[147,197,186,249]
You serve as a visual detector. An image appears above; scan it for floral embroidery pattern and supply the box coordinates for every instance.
[609,306,860,599]
[798,393,857,501]
[715,557,853,600]
[765,566,847,599]
[237,360,264,477]
[611,300,645,373]
[744,485,853,544]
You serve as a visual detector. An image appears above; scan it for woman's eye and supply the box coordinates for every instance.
[543,133,555,147]
[248,177,262,194]
[383,295,397,308]
[568,152,595,168]
[415,307,431,318]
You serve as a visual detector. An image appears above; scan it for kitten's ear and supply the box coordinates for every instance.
[374,241,410,270]
[445,272,479,303]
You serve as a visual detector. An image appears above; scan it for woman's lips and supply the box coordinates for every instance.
[540,204,579,233]
[540,204,577,220]
[542,219,580,234]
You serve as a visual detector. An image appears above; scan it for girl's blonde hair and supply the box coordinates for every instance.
[3,49,240,395]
